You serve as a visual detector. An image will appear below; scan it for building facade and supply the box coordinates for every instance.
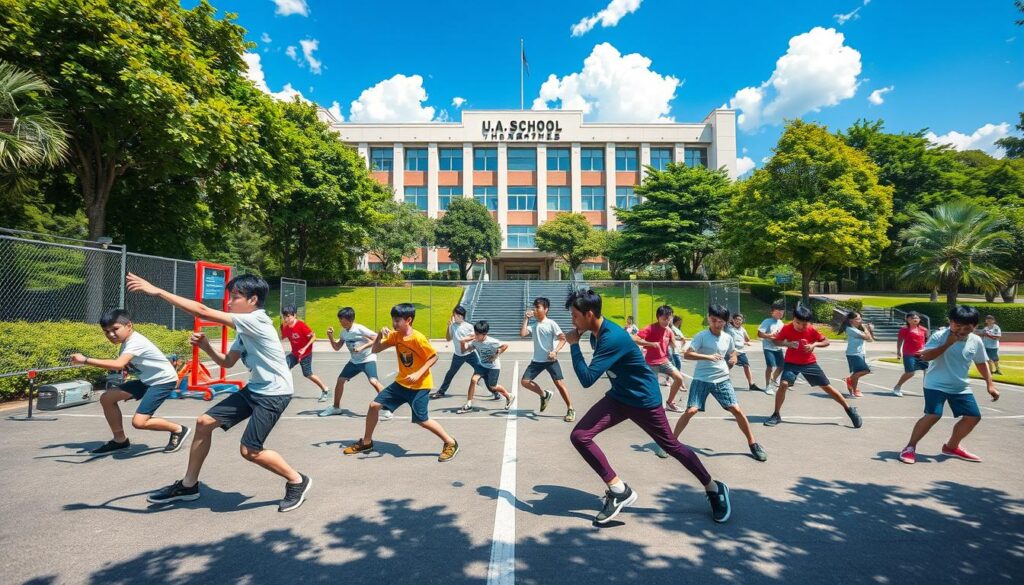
[322,109,737,280]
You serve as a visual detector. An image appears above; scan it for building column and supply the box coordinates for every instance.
[536,144,547,225]
[704,109,738,179]
[392,143,405,202]
[497,142,509,248]
[674,143,685,170]
[570,142,582,212]
[462,142,474,198]
[604,143,616,230]
[427,143,439,272]
[358,143,369,168]
[639,143,651,184]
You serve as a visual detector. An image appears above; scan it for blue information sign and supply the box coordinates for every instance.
[203,268,226,300]
[775,274,793,285]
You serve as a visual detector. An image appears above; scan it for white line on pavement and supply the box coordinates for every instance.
[487,360,518,585]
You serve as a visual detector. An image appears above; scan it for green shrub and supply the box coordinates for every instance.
[749,283,785,305]
[836,298,864,313]
[0,321,191,400]
[583,269,613,280]
[345,271,404,286]
[895,302,1024,331]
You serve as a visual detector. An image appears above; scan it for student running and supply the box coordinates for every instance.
[457,320,514,414]
[725,313,758,391]
[981,314,1003,375]
[633,305,687,412]
[520,297,574,421]
[758,302,786,394]
[431,305,487,400]
[666,316,687,387]
[894,311,929,397]
[838,311,875,398]
[320,307,391,420]
[280,305,330,400]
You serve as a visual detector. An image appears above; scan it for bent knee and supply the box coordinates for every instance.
[239,444,262,461]
[569,429,591,447]
[196,414,219,431]
[130,415,150,429]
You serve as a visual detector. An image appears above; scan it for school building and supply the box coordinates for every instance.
[319,108,737,280]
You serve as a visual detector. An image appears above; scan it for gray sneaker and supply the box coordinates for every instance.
[707,480,731,523]
[278,474,311,513]
[764,413,782,427]
[749,442,768,462]
[540,390,553,412]
[595,484,638,524]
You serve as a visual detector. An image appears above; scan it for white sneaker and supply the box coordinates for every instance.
[380,409,394,421]
[764,386,776,396]
[892,387,904,397]
[318,406,343,417]
[318,391,329,403]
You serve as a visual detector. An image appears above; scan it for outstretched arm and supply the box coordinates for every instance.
[127,273,234,328]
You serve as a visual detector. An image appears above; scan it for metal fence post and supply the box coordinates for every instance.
[119,244,127,308]
[171,261,177,330]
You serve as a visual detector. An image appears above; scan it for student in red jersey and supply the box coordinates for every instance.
[763,306,863,429]
[633,305,687,412]
[281,306,329,399]
[893,311,929,397]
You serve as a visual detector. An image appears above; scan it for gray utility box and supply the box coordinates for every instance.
[37,380,95,410]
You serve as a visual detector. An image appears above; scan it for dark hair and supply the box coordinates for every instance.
[565,288,602,317]
[391,303,416,322]
[793,306,814,322]
[732,312,745,320]
[100,308,131,328]
[707,304,731,322]
[985,314,996,320]
[533,297,550,309]
[656,305,674,319]
[281,305,297,317]
[474,320,490,334]
[947,305,980,326]
[904,310,921,325]
[836,310,860,335]
[337,307,355,321]
[771,301,786,312]
[453,305,467,318]
[626,315,634,322]
[226,274,269,308]
[672,315,682,325]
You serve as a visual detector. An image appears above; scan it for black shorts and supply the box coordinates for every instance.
[286,353,313,377]
[205,387,291,451]
[471,364,502,389]
[522,360,564,382]
[780,362,831,387]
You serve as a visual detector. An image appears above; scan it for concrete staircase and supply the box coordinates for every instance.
[465,281,578,338]
[860,306,903,341]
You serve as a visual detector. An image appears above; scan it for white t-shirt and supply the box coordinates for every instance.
[341,324,376,364]
[121,331,178,386]
[846,327,868,356]
[450,321,476,356]
[230,310,294,396]
[669,325,685,355]
[982,325,1001,349]
[470,336,503,369]
[725,325,748,354]
[923,329,986,394]
[529,318,563,362]
[689,329,736,384]
[759,317,784,351]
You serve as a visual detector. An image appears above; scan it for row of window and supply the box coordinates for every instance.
[403,186,640,212]
[371,146,708,173]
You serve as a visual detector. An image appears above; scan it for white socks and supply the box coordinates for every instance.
[608,479,626,494]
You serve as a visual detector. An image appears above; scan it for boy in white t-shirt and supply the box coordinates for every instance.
[725,313,757,391]
[431,305,486,399]
[320,306,391,420]
[458,320,514,414]
[520,297,574,421]
[981,315,1003,376]
[71,309,189,455]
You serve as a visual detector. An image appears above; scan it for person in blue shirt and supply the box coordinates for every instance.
[563,288,731,526]
[899,305,999,465]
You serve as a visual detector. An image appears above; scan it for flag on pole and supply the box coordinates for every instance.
[521,41,529,76]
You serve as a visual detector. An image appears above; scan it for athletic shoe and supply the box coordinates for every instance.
[564,408,576,423]
[457,402,474,414]
[318,406,343,417]
[853,388,864,398]
[343,439,373,455]
[764,385,776,396]
[91,439,130,455]
[318,391,328,402]
[844,377,855,395]
[749,384,762,392]
[490,391,502,401]
[279,474,312,513]
[942,444,982,462]
[892,387,904,397]
[654,445,669,459]
[595,483,638,524]
[898,445,916,464]
[438,439,460,462]
[504,393,515,411]
[429,391,448,399]
[147,479,200,503]
[764,413,782,427]
[165,425,191,453]
[706,480,731,523]
[994,370,1003,376]
[847,406,863,429]
[380,409,394,421]
[749,443,768,462]
[665,402,683,413]
[540,390,553,413]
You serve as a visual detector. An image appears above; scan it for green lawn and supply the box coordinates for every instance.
[835,294,933,308]
[593,285,773,338]
[880,356,1024,386]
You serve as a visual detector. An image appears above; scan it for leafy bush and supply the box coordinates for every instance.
[583,269,613,280]
[345,271,404,286]
[895,302,1024,331]
[0,321,191,400]
[836,298,864,313]
[749,283,785,305]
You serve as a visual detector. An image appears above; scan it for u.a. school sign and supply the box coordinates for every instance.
[481,119,562,141]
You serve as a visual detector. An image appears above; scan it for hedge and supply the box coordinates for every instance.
[894,302,1024,331]
[749,283,785,305]
[0,321,192,400]
[583,269,613,280]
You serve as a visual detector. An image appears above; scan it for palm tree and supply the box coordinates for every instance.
[0,60,69,193]
[899,202,1011,308]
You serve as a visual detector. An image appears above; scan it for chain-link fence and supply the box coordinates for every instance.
[280,277,307,320]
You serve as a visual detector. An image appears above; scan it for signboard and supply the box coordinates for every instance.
[202,268,226,300]
[775,274,793,285]
[481,119,562,141]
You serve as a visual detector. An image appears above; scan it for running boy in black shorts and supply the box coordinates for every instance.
[520,297,574,421]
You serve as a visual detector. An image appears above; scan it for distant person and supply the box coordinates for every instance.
[432,305,486,400]
[320,307,390,420]
[838,311,875,398]
[633,305,687,411]
[757,302,786,394]
[725,313,757,390]
[893,311,929,397]
[624,315,639,337]
[520,297,574,421]
[457,320,514,414]
[666,316,687,387]
[980,314,1002,376]
[280,305,329,399]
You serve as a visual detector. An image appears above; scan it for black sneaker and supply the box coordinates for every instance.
[91,439,130,454]
[749,443,768,462]
[707,480,731,523]
[764,413,782,427]
[595,483,638,524]
[429,391,448,399]
[847,406,863,429]
[147,479,200,503]
[749,384,762,392]
[279,474,312,513]
[165,425,191,453]
[540,390,553,413]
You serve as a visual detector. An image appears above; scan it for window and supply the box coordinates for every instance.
[439,148,463,171]
[404,186,427,211]
[438,186,463,211]
[582,186,606,211]
[405,148,428,171]
[508,186,537,211]
[507,226,536,249]
[650,147,672,171]
[474,147,497,171]
[684,147,708,168]
[507,148,537,171]
[473,186,498,211]
[581,147,605,171]
[615,148,638,171]
[370,147,393,171]
[616,186,640,210]
[547,186,571,211]
[547,148,570,171]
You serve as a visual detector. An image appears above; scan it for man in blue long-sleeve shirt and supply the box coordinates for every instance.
[564,288,731,525]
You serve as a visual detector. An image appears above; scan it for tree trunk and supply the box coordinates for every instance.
[672,259,688,281]
[930,288,939,303]
[984,290,996,303]
[800,268,813,307]
[458,259,469,281]
[1000,283,1017,303]
[946,280,959,309]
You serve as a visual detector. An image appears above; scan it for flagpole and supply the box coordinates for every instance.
[520,37,524,110]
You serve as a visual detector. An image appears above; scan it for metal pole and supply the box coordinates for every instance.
[171,261,177,330]
[119,245,127,307]
[520,37,524,110]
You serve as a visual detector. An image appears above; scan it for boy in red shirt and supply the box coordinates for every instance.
[633,305,687,411]
[894,311,929,397]
[763,306,862,429]
[281,305,329,399]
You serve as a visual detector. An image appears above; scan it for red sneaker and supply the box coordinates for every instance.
[844,377,855,395]
[898,445,916,464]
[942,444,982,462]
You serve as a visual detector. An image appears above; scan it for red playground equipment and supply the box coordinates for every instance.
[177,261,245,400]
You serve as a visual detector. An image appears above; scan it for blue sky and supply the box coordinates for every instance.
[190,0,1023,174]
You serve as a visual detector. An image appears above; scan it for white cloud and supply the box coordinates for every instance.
[271,83,307,103]
[868,85,894,105]
[327,101,344,121]
[273,0,308,17]
[436,109,452,122]
[532,42,679,122]
[452,96,467,108]
[349,74,436,122]
[571,0,643,37]
[1018,80,1024,89]
[260,32,272,43]
[241,53,308,103]
[926,123,1010,158]
[729,27,862,132]
[285,45,298,61]
[736,156,756,176]
[834,0,870,25]
[299,39,322,74]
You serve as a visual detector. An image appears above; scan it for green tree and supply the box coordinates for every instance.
[615,163,735,279]
[0,60,67,190]
[899,202,1011,307]
[535,213,602,277]
[996,112,1024,159]
[434,197,501,280]
[596,229,628,278]
[364,199,435,274]
[725,120,893,305]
